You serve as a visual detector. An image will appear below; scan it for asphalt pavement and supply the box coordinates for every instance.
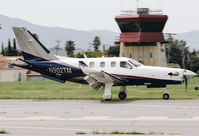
[0,100,199,136]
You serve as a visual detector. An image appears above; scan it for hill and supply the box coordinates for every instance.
[0,14,199,52]
[0,15,119,53]
[176,31,199,51]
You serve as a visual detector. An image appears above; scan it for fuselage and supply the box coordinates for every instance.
[18,53,193,87]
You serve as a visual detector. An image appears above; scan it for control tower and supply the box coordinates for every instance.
[115,8,168,66]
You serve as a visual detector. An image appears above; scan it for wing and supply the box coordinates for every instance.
[79,61,126,89]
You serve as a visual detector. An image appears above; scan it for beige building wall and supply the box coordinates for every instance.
[0,70,27,82]
[119,42,167,67]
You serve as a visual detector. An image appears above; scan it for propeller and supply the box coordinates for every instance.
[183,70,188,89]
[183,70,198,89]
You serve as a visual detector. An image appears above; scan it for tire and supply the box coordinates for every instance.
[118,92,127,100]
[163,93,170,100]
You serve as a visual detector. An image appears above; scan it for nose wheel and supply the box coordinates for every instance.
[162,88,170,100]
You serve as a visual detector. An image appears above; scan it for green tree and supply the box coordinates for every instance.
[189,49,199,73]
[93,36,101,51]
[65,40,75,57]
[12,38,18,56]
[166,35,199,72]
[7,38,12,56]
[1,42,4,55]
[107,45,120,57]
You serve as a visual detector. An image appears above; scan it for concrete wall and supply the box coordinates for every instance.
[0,70,27,82]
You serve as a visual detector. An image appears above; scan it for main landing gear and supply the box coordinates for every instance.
[103,84,127,101]
[162,88,170,100]
[118,86,127,100]
[103,83,113,101]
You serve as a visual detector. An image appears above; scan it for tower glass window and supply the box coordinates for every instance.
[139,52,143,58]
[129,52,132,58]
[150,52,153,58]
[134,52,137,58]
[144,52,148,58]
[118,22,166,33]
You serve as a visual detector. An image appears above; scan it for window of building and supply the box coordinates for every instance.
[120,61,132,69]
[150,52,153,58]
[129,52,132,58]
[139,52,143,58]
[100,62,105,68]
[134,52,137,58]
[89,62,94,68]
[144,52,148,58]
[111,61,116,67]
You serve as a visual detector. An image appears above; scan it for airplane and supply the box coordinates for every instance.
[11,27,198,100]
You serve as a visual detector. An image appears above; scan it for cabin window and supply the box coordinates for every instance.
[89,62,94,68]
[150,52,153,58]
[120,61,132,69]
[100,62,105,68]
[129,52,132,58]
[139,52,143,58]
[128,59,143,67]
[134,52,137,58]
[111,61,116,67]
[144,52,148,58]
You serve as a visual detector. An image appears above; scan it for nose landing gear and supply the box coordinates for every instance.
[162,88,170,100]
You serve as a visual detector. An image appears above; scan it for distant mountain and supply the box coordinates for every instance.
[175,31,199,51]
[0,15,119,54]
[0,14,199,53]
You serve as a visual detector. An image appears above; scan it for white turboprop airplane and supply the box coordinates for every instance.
[11,27,197,100]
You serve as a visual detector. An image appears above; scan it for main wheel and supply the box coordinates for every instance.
[163,93,170,100]
[118,92,127,100]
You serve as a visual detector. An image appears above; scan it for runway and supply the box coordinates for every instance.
[0,100,199,136]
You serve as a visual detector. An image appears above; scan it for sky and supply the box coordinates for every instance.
[0,0,199,33]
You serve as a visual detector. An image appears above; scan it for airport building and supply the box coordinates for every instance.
[0,54,41,82]
[115,8,168,66]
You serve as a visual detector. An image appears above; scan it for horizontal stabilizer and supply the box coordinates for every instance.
[41,74,65,83]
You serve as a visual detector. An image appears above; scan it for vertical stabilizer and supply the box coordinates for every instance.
[13,27,57,61]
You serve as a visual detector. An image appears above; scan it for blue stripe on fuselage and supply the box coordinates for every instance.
[20,51,86,81]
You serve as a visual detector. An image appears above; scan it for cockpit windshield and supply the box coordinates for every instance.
[128,59,143,67]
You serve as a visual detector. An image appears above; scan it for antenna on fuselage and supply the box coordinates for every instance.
[83,54,87,58]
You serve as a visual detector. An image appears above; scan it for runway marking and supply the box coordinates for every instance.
[1,116,199,121]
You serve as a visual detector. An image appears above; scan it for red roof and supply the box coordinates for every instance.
[115,15,168,22]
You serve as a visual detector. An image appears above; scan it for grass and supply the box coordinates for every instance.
[76,131,87,135]
[0,77,198,100]
[0,130,9,134]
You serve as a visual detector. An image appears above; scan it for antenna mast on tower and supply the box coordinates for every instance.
[136,0,139,9]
